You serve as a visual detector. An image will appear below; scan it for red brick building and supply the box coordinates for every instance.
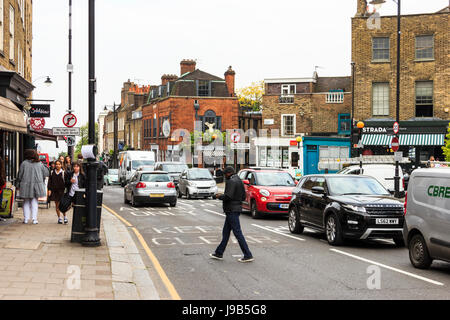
[142,60,239,163]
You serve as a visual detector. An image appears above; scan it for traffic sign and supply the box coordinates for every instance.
[230,132,241,143]
[63,113,77,128]
[391,136,400,152]
[30,118,45,131]
[53,127,81,136]
[230,143,250,150]
[393,122,399,135]
[66,136,76,147]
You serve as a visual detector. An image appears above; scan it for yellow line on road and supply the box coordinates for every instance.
[102,204,181,300]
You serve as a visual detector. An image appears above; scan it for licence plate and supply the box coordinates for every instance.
[198,190,210,193]
[150,194,165,198]
[279,204,289,209]
[376,218,399,225]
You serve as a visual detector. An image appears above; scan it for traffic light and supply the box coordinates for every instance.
[351,127,361,145]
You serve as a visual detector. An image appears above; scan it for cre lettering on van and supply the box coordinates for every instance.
[427,186,450,199]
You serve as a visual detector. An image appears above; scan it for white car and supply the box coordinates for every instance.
[338,164,405,196]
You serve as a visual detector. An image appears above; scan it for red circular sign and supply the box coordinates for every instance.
[63,113,77,128]
[30,118,45,131]
[393,122,399,134]
[391,136,400,152]
[231,132,241,143]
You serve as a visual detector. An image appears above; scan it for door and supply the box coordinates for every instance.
[179,171,188,195]
[239,170,250,209]
[310,177,328,228]
[306,145,318,175]
[298,177,316,227]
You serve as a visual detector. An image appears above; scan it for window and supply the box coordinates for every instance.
[153,118,156,137]
[372,83,389,116]
[9,5,14,61]
[281,84,296,95]
[19,0,24,28]
[326,90,344,103]
[197,80,210,96]
[239,170,248,180]
[338,114,351,135]
[302,177,315,190]
[282,114,295,136]
[202,110,221,132]
[415,81,433,117]
[0,1,4,52]
[372,37,389,61]
[415,35,434,60]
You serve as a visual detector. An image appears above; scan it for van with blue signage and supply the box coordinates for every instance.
[403,167,450,269]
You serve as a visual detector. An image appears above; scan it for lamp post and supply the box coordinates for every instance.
[67,0,74,160]
[357,121,365,173]
[32,76,53,87]
[351,61,356,157]
[104,102,119,169]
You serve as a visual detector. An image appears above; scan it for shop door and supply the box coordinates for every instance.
[306,145,318,175]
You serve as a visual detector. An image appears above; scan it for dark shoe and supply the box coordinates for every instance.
[238,256,254,263]
[209,253,223,260]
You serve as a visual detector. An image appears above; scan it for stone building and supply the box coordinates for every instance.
[352,0,449,164]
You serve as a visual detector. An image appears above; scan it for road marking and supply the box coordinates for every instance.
[102,204,182,300]
[204,209,226,217]
[251,224,305,241]
[330,248,444,286]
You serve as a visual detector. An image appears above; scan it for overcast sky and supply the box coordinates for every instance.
[32,0,449,157]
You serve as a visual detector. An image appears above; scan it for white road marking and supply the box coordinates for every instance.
[330,248,444,286]
[204,209,225,217]
[251,224,305,241]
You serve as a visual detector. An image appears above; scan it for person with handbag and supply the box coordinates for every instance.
[16,149,49,225]
[59,162,86,217]
[48,160,67,224]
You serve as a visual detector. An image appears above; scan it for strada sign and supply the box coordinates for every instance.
[362,127,387,134]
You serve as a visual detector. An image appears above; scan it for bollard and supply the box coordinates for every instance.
[71,188,103,243]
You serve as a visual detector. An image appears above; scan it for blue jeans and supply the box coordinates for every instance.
[215,212,253,258]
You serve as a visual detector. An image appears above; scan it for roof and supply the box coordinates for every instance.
[177,69,224,82]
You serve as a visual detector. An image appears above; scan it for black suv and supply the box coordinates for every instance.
[288,174,405,246]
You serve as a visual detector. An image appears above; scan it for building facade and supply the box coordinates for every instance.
[353,0,449,165]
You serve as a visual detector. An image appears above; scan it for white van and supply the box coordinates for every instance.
[338,164,405,196]
[118,151,156,187]
[404,168,450,269]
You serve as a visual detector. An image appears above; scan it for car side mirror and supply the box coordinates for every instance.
[294,180,299,185]
[127,166,131,171]
[312,186,326,195]
[243,180,250,185]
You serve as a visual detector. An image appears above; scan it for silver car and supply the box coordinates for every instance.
[178,168,218,199]
[124,171,177,207]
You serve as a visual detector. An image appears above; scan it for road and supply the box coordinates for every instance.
[102,185,450,300]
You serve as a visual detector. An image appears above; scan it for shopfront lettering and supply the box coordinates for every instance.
[362,127,387,134]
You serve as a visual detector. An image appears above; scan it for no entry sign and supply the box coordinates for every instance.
[391,136,400,152]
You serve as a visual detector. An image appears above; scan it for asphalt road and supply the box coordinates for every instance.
[102,185,450,300]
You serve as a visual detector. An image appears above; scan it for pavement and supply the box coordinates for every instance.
[0,202,160,300]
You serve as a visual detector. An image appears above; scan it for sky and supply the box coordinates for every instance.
[32,0,449,158]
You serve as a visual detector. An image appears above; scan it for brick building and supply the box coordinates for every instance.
[142,60,239,165]
[352,0,449,165]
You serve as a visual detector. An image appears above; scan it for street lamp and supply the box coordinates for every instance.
[32,76,53,87]
[357,121,365,173]
[104,102,120,169]
[296,136,302,149]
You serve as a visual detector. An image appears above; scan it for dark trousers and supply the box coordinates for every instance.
[215,212,253,258]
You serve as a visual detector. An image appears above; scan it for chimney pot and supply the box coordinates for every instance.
[180,59,196,76]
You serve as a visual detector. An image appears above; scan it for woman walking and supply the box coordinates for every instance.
[65,162,85,204]
[0,156,6,220]
[16,150,49,224]
[64,156,73,174]
[48,160,67,224]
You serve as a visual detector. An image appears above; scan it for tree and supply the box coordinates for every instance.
[75,123,98,155]
[442,123,450,162]
[58,152,68,159]
[237,81,264,111]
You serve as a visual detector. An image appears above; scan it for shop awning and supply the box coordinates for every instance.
[362,134,445,146]
[29,129,59,147]
[0,96,27,134]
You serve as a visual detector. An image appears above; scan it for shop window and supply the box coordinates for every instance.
[415,81,433,117]
[372,37,390,62]
[338,114,351,135]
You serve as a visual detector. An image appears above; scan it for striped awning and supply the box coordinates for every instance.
[362,134,445,146]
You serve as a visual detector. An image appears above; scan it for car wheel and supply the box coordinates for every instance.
[187,190,192,200]
[170,201,177,207]
[326,213,344,246]
[409,234,432,269]
[251,200,262,219]
[124,191,129,204]
[288,206,304,234]
[131,194,138,207]
[393,237,405,247]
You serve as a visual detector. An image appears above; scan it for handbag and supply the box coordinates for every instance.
[58,193,73,214]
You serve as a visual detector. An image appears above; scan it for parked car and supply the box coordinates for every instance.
[288,174,405,246]
[338,164,405,197]
[104,169,120,186]
[177,168,218,199]
[403,168,450,269]
[123,171,177,207]
[238,168,297,219]
[154,162,189,187]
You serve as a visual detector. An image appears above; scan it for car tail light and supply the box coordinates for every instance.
[136,182,147,188]
[404,191,407,216]
[167,182,175,188]
[402,178,405,190]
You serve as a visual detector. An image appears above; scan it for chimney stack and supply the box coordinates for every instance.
[161,74,178,86]
[224,66,236,97]
[180,59,196,76]
[356,0,368,17]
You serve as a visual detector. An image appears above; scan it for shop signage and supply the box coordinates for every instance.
[362,127,387,134]
[52,127,81,136]
[290,140,298,146]
[29,104,50,118]
[264,119,274,125]
[30,118,45,131]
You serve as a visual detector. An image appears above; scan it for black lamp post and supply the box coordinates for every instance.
[105,102,119,169]
[67,0,74,160]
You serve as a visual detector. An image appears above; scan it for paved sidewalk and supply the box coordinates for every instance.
[0,203,160,300]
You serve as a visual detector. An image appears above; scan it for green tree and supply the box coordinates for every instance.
[442,123,450,162]
[75,123,98,155]
[237,81,264,111]
[58,152,68,159]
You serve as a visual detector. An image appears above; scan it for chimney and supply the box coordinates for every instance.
[224,66,236,97]
[161,74,178,86]
[356,0,368,17]
[180,59,196,76]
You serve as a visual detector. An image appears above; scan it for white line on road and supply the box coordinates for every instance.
[251,224,305,241]
[329,248,444,286]
[204,209,225,217]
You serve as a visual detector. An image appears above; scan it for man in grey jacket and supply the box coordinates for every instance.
[210,166,254,262]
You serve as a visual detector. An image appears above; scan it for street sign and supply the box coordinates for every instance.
[52,127,81,136]
[29,104,51,118]
[63,113,77,128]
[162,120,171,138]
[394,152,403,162]
[230,132,241,143]
[66,136,76,147]
[30,118,45,131]
[230,143,250,150]
[391,136,400,152]
[393,122,399,135]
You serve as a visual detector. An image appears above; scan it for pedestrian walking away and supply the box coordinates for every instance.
[48,160,67,224]
[16,149,49,225]
[210,166,254,263]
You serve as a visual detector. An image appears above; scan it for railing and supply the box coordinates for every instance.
[279,95,294,104]
[326,92,344,103]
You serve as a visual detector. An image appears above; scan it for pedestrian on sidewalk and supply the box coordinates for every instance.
[65,162,86,201]
[210,166,254,263]
[58,155,65,167]
[64,156,73,174]
[48,160,67,224]
[0,156,6,220]
[16,149,49,225]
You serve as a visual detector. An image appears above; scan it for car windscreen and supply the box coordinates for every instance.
[132,160,155,169]
[187,169,213,180]
[162,164,188,173]
[256,172,295,187]
[108,169,118,175]
[327,176,390,196]
[140,174,170,182]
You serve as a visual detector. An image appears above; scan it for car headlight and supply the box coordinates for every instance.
[259,189,270,197]
[342,204,366,213]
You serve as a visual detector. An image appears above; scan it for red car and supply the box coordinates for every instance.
[238,168,297,219]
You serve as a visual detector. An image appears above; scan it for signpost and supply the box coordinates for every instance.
[393,122,399,135]
[230,132,241,143]
[53,127,81,136]
[230,143,250,150]
[30,118,45,131]
[63,113,77,128]
[391,136,400,152]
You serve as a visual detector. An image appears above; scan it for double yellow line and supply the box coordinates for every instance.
[102,204,181,300]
